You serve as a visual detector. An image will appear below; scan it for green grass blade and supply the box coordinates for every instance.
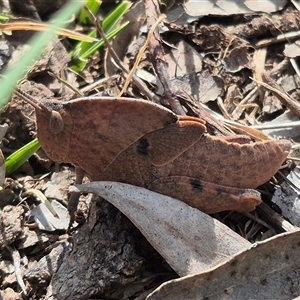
[0,0,84,174]
[101,1,130,33]
[71,22,129,72]
[80,22,129,60]
[70,1,130,72]
[5,138,41,175]
[0,0,84,108]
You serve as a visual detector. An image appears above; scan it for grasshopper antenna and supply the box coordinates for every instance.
[14,88,41,111]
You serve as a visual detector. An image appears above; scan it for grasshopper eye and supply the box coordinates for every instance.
[49,110,64,134]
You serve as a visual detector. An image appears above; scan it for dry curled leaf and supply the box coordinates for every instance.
[147,230,300,300]
[184,0,288,16]
[71,181,251,276]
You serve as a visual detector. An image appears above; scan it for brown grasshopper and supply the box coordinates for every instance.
[14,90,291,217]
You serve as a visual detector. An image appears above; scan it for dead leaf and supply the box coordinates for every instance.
[42,169,74,204]
[199,70,223,103]
[30,200,69,232]
[155,41,204,99]
[284,41,300,58]
[164,41,203,78]
[258,110,300,141]
[184,0,288,16]
[71,181,251,276]
[223,45,253,73]
[147,230,300,300]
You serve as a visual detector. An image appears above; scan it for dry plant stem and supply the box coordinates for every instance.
[217,96,232,120]
[6,245,27,295]
[48,71,84,97]
[180,94,235,136]
[257,202,299,232]
[251,120,300,130]
[231,87,259,119]
[83,6,156,101]
[243,212,272,230]
[269,57,290,77]
[291,0,300,11]
[80,75,119,94]
[259,73,300,118]
[119,14,166,96]
[22,189,59,218]
[145,0,185,115]
[0,22,97,42]
[255,29,300,48]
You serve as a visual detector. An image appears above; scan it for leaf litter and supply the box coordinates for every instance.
[1,0,300,299]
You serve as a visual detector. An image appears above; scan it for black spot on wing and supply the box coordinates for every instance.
[190,178,203,191]
[137,138,149,155]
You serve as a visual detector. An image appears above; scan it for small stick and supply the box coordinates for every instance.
[83,6,157,102]
[255,29,300,48]
[257,202,299,232]
[145,0,185,115]
[119,14,166,97]
[254,73,300,118]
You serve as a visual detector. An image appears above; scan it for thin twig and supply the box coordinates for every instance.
[255,29,300,48]
[253,73,300,118]
[251,120,300,130]
[145,0,185,115]
[231,87,259,119]
[290,57,300,79]
[119,14,166,96]
[83,6,157,101]
[257,202,299,232]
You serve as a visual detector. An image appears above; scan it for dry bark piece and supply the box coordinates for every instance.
[0,206,24,246]
[44,197,146,299]
[272,166,300,227]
